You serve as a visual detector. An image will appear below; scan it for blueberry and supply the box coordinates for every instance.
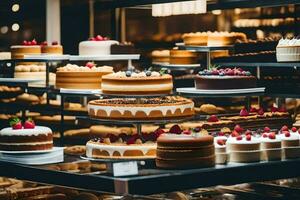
[126,71,132,77]
[146,71,152,76]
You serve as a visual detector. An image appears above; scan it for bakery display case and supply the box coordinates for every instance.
[1,0,300,199]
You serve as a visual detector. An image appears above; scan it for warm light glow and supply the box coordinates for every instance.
[0,26,8,34]
[212,10,221,15]
[12,4,20,12]
[12,23,20,31]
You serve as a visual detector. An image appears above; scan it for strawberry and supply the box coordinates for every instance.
[95,35,103,41]
[281,125,289,132]
[262,133,268,138]
[89,37,96,41]
[207,115,219,122]
[217,139,225,146]
[27,41,32,45]
[52,41,58,45]
[169,125,182,134]
[234,125,244,133]
[231,130,239,137]
[126,136,136,145]
[85,62,94,68]
[278,106,287,113]
[23,118,35,129]
[22,40,28,45]
[31,39,37,45]
[257,108,264,115]
[183,130,191,135]
[218,132,225,136]
[264,127,270,133]
[268,132,276,139]
[9,117,22,130]
[41,41,48,46]
[271,106,278,112]
[285,132,291,137]
[236,135,243,141]
[249,107,257,113]
[292,127,297,132]
[245,130,252,136]
[239,108,249,116]
[246,135,251,141]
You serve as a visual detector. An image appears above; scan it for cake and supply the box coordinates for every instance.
[195,67,256,90]
[11,40,41,59]
[156,134,215,169]
[101,70,173,95]
[0,118,53,151]
[55,63,113,89]
[276,38,300,62]
[41,41,63,54]
[79,35,119,55]
[111,42,136,54]
[214,134,228,164]
[151,50,170,63]
[182,31,247,46]
[279,127,300,159]
[227,134,261,163]
[169,49,200,64]
[260,132,282,161]
[14,64,56,86]
[88,96,195,120]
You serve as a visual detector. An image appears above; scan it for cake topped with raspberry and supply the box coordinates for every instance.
[79,35,119,55]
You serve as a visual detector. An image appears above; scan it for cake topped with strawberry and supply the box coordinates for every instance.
[40,40,63,55]
[195,67,256,90]
[79,35,119,55]
[11,39,41,59]
[0,118,53,151]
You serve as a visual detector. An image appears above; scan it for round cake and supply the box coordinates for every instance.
[101,70,173,95]
[156,134,215,169]
[0,118,53,151]
[169,49,200,64]
[88,96,195,120]
[195,68,256,90]
[276,38,300,62]
[79,35,119,55]
[55,63,113,89]
[260,132,282,161]
[11,40,41,59]
[41,41,63,54]
[182,32,208,46]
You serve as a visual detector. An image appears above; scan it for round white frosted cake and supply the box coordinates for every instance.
[0,126,53,151]
[79,40,119,55]
[276,38,300,62]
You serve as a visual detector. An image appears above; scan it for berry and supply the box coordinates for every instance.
[218,132,225,136]
[207,115,219,122]
[269,132,276,139]
[245,130,252,136]
[298,129,300,134]
[126,136,136,145]
[246,135,251,141]
[271,106,278,112]
[27,41,32,45]
[119,133,130,141]
[226,69,234,76]
[145,71,152,76]
[107,134,118,143]
[278,106,287,113]
[31,39,37,45]
[285,132,291,137]
[95,35,104,41]
[52,41,58,45]
[153,129,165,140]
[231,130,239,137]
[264,127,271,133]
[239,108,249,116]
[212,70,219,75]
[236,135,243,141]
[169,125,182,134]
[86,62,94,68]
[22,40,28,45]
[24,118,35,129]
[125,71,132,77]
[9,118,22,130]
[183,130,191,135]
[292,127,297,132]
[89,37,96,41]
[249,107,257,113]
[217,139,225,146]
[257,108,264,115]
[41,41,48,46]
[281,125,289,132]
[234,125,244,133]
[262,133,268,138]
[193,127,201,133]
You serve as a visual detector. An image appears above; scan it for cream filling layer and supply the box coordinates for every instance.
[88,102,194,116]
[0,141,53,145]
[0,126,52,136]
[86,142,156,157]
[102,83,173,91]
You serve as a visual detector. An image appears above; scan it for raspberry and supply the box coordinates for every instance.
[246,135,251,141]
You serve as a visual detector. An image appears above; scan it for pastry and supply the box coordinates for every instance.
[279,128,300,159]
[0,118,53,151]
[214,134,228,164]
[195,67,256,90]
[41,41,63,54]
[101,70,173,95]
[169,49,200,64]
[11,39,41,59]
[79,35,119,55]
[64,145,86,156]
[111,42,136,54]
[260,132,282,161]
[55,63,113,89]
[151,50,170,63]
[156,134,215,169]
[88,96,194,120]
[276,38,300,62]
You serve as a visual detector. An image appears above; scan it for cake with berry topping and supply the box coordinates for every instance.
[11,39,41,59]
[101,69,173,95]
[214,133,228,164]
[278,127,300,159]
[156,134,215,169]
[55,63,113,89]
[260,132,282,161]
[79,35,119,55]
[0,118,53,151]
[227,134,261,163]
[195,67,256,90]
[88,96,194,120]
[41,41,63,55]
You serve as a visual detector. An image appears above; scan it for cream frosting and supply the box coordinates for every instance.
[278,38,300,46]
[0,126,52,136]
[278,133,299,141]
[57,64,113,72]
[214,136,227,148]
[15,65,46,72]
[0,141,52,145]
[86,142,156,157]
[227,136,260,144]
[101,83,173,91]
[105,71,162,78]
[79,40,119,55]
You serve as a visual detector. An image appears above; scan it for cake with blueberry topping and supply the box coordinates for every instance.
[101,69,173,95]
[195,67,256,90]
[55,63,113,89]
[88,96,194,120]
[0,118,53,151]
[79,35,119,55]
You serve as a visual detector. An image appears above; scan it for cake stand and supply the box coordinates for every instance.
[152,62,201,71]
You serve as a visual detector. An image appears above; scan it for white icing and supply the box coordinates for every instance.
[11,45,40,49]
[260,135,281,143]
[86,142,156,157]
[278,133,299,141]
[214,136,227,148]
[105,71,164,78]
[101,83,173,91]
[227,136,260,144]
[0,126,52,136]
[88,101,194,117]
[0,141,52,145]
[57,64,113,72]
[79,40,119,55]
